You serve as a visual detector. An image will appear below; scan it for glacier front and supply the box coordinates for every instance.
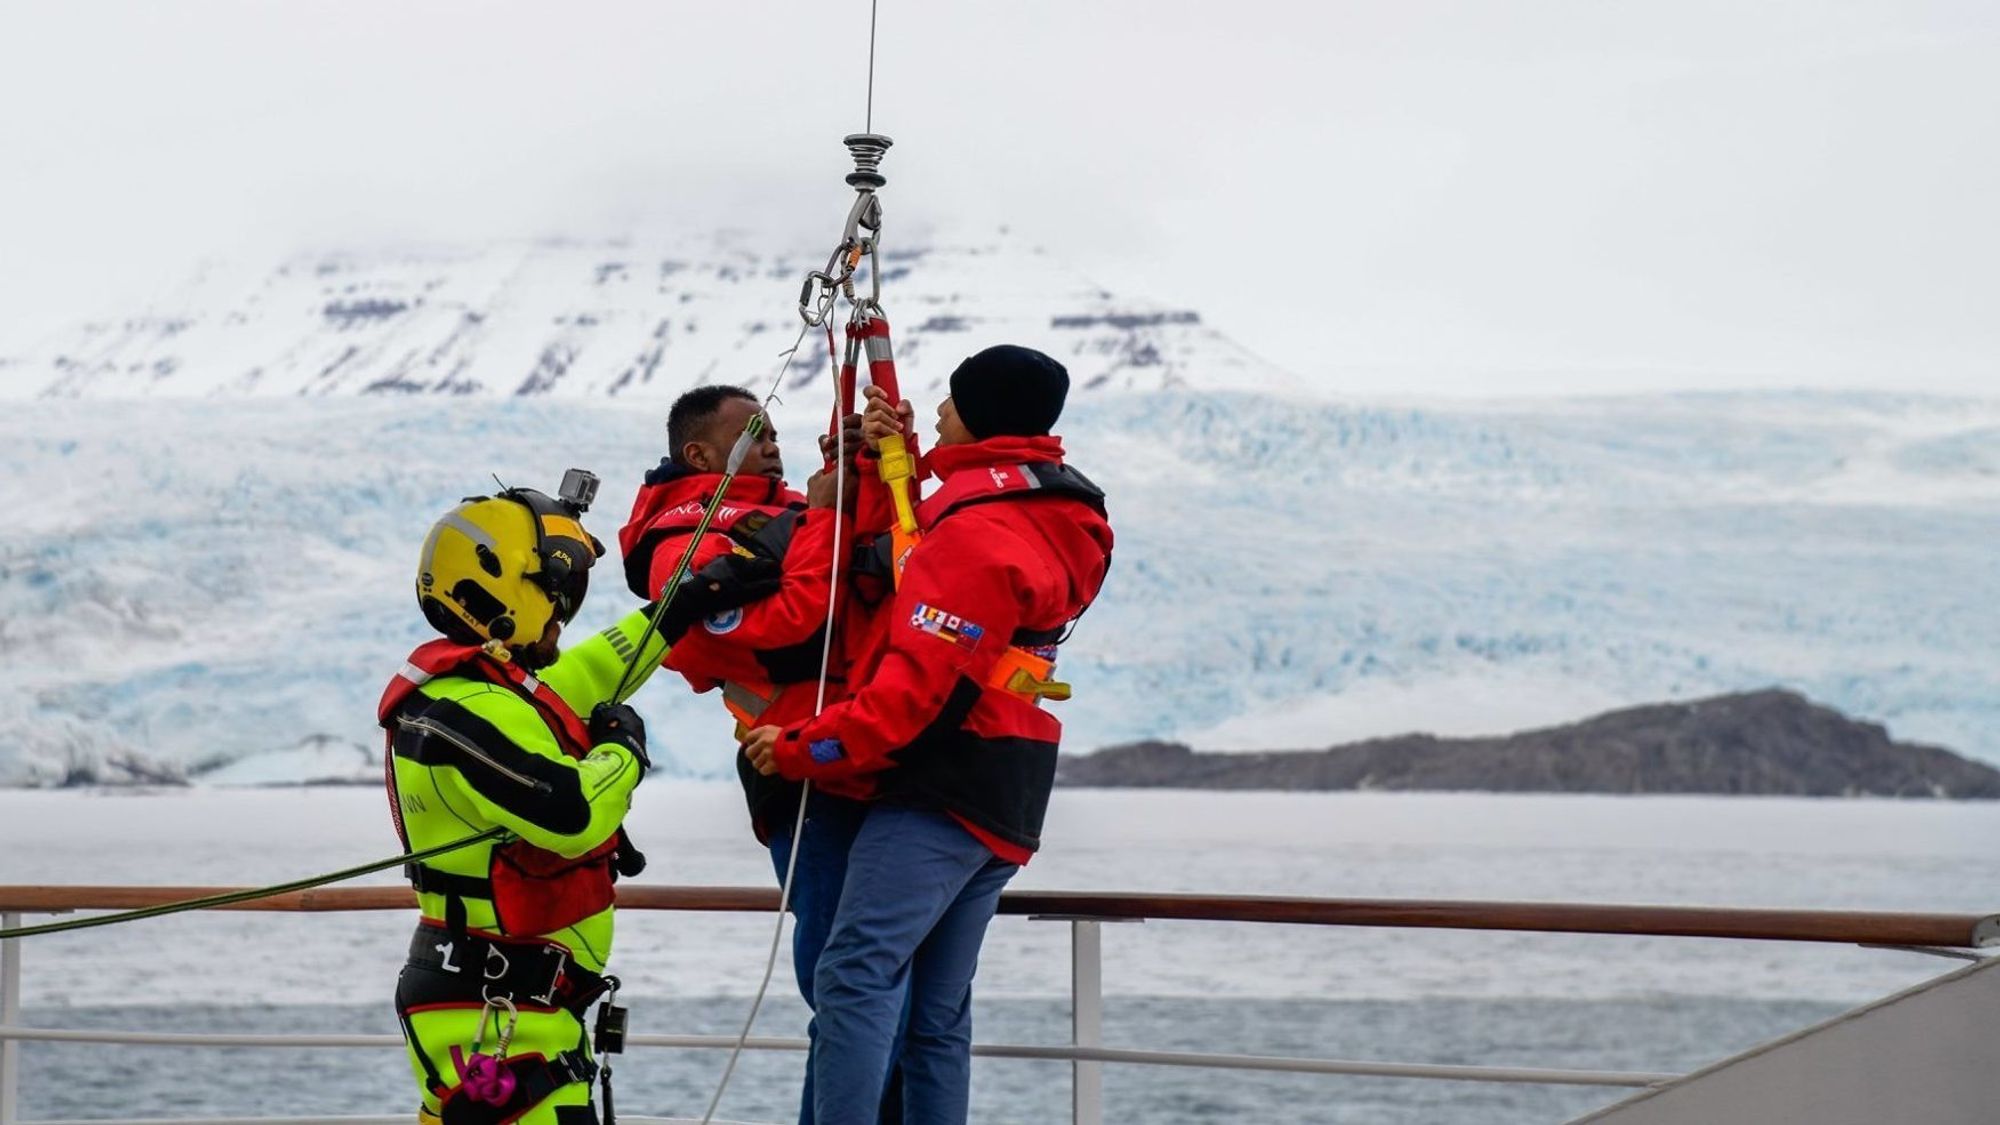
[1,389,1995,785]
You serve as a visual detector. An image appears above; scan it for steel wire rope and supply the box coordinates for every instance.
[866,0,879,133]
[695,2,887,1118]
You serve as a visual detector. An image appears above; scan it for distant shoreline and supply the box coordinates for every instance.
[1059,689,2000,800]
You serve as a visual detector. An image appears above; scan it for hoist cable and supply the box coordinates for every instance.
[866,0,880,133]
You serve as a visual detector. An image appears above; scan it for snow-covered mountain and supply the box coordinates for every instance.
[0,240,1995,787]
[0,235,1298,400]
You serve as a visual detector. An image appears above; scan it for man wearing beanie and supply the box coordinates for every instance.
[743,344,1115,1124]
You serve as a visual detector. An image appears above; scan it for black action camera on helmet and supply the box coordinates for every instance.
[559,468,600,514]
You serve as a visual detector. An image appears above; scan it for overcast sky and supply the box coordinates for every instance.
[2,0,1995,395]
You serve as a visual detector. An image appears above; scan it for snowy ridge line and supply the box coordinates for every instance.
[0,236,1304,401]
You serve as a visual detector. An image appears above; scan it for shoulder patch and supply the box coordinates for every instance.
[703,607,745,635]
[909,603,985,650]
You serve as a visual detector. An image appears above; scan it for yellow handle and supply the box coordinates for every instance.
[877,433,920,536]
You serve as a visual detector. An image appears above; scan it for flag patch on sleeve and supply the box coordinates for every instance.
[910,604,985,649]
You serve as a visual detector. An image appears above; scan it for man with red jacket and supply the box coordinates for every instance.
[618,385,901,1124]
[744,345,1115,1125]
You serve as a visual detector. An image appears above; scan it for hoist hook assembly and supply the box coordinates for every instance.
[800,134,895,328]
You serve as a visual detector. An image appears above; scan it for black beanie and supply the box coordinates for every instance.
[948,345,1070,440]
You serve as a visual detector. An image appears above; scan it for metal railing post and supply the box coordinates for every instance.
[2,911,22,1125]
[1071,919,1103,1125]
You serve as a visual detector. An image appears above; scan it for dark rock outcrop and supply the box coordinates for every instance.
[1058,690,2000,798]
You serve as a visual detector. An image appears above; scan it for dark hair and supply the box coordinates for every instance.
[667,385,759,466]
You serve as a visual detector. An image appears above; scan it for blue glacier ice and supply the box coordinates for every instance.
[0,390,1994,785]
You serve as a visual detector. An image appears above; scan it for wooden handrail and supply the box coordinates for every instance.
[1,885,1993,948]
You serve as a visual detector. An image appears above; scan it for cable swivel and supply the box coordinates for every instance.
[800,134,895,327]
[843,133,893,191]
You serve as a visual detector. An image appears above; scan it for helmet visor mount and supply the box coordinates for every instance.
[503,488,605,628]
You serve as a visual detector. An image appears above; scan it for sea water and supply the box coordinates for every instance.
[2,785,1992,1123]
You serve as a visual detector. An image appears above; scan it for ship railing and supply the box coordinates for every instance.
[1,886,1994,1125]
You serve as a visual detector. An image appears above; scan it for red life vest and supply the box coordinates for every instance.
[380,640,622,936]
[847,457,1108,705]
[855,442,1112,858]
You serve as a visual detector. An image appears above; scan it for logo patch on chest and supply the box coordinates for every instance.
[910,603,985,649]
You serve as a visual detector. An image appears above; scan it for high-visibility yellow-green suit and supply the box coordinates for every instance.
[380,608,668,1125]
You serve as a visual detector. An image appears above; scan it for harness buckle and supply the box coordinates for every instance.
[1006,667,1073,702]
[988,646,1072,705]
[528,947,568,1007]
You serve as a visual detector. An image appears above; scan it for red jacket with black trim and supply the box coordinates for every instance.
[619,465,838,693]
[618,455,902,831]
[771,435,1114,862]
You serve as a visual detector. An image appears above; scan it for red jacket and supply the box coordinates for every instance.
[618,456,901,830]
[620,465,838,699]
[773,435,1114,862]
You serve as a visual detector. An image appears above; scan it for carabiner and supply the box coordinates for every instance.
[474,994,520,1057]
[799,269,839,327]
[840,190,883,246]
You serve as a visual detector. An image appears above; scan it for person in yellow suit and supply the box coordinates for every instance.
[380,470,774,1124]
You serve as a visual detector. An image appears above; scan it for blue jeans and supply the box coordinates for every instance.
[766,791,903,1125]
[811,805,1019,1125]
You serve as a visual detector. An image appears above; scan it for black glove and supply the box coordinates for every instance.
[613,828,647,879]
[647,553,786,643]
[590,702,650,773]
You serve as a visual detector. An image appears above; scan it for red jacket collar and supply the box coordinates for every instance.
[920,435,1066,481]
[618,460,803,560]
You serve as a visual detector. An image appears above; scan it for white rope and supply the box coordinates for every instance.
[697,326,851,1124]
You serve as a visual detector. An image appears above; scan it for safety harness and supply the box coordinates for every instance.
[857,459,1108,704]
[380,640,633,938]
[382,641,635,1124]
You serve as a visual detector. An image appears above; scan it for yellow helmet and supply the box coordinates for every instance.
[416,480,605,648]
